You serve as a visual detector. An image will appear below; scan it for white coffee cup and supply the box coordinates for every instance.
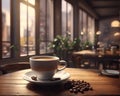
[29,56,67,80]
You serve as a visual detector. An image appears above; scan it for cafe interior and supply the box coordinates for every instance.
[0,0,120,95]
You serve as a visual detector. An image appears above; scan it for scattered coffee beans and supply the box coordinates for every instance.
[31,76,37,81]
[64,80,93,94]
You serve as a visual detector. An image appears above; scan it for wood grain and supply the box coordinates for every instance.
[0,68,119,96]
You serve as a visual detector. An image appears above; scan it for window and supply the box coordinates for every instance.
[28,0,35,5]
[62,0,73,40]
[20,0,35,56]
[0,0,96,63]
[2,0,11,58]
[79,9,95,45]
[39,0,53,54]
[0,0,54,62]
[79,9,83,35]
[82,11,87,41]
[88,16,95,44]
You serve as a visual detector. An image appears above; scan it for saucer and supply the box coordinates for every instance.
[101,69,119,76]
[23,71,70,85]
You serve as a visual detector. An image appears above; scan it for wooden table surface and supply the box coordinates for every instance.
[73,50,120,57]
[72,50,120,68]
[0,68,120,96]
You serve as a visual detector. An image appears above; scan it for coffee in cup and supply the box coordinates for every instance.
[29,56,67,80]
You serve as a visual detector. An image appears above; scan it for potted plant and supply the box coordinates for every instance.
[49,35,81,60]
[49,35,70,59]
[82,41,93,50]
[71,38,81,51]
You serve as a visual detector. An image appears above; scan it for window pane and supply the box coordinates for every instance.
[39,0,46,54]
[87,16,95,44]
[88,16,91,41]
[20,3,35,56]
[2,0,11,58]
[82,11,87,41]
[20,3,27,56]
[79,9,83,35]
[40,42,46,54]
[28,0,35,5]
[28,6,35,55]
[39,0,53,54]
[62,0,67,37]
[40,0,46,41]
[91,18,95,44]
[62,0,73,40]
[67,3,73,40]
[24,0,35,5]
[47,0,53,41]
[47,42,53,53]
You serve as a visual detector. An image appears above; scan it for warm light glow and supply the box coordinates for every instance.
[96,31,101,35]
[97,42,100,45]
[81,31,84,35]
[89,31,92,34]
[114,32,120,36]
[28,0,35,5]
[111,20,120,27]
[24,0,35,5]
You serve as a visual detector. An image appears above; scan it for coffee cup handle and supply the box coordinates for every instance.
[57,60,67,71]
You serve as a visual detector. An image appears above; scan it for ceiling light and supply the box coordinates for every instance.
[111,10,120,27]
[114,32,120,36]
[111,20,120,27]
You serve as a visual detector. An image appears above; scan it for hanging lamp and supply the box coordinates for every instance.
[111,9,120,27]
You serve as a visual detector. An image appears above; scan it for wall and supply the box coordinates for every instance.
[98,17,120,48]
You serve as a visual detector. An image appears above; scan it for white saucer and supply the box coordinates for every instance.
[23,71,70,85]
[101,69,119,76]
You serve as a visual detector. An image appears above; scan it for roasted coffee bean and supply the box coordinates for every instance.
[64,79,93,94]
[31,76,37,81]
[73,89,78,94]
[81,91,84,94]
[73,86,77,89]
[89,87,93,90]
[71,80,75,83]
[81,80,84,83]
[86,87,89,91]
[86,83,90,87]
[75,85,79,88]
[79,86,82,89]
[69,88,74,93]
[77,88,80,92]
[84,87,89,91]
[79,89,84,93]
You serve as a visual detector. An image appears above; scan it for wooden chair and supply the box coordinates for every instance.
[0,62,30,74]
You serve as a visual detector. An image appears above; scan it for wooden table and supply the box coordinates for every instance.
[0,68,120,96]
[72,50,98,68]
[72,50,120,68]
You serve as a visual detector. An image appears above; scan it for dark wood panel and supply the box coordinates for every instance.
[84,0,120,18]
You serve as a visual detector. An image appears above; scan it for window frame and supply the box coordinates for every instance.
[0,0,2,59]
[0,0,54,64]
